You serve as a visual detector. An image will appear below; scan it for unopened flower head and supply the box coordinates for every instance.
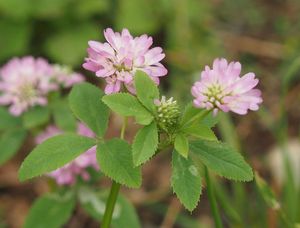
[83,28,168,94]
[35,123,99,186]
[191,58,262,115]
[154,96,180,132]
[0,56,84,116]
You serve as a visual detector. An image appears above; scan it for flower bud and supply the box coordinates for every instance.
[154,96,180,133]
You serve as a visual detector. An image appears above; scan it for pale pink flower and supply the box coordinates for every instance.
[191,58,262,115]
[35,123,99,186]
[83,28,168,94]
[0,56,85,116]
[0,56,56,116]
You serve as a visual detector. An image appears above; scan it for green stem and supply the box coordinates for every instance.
[205,166,223,228]
[101,182,121,228]
[120,117,128,140]
[101,117,128,228]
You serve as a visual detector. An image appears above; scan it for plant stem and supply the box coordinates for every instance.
[205,166,223,228]
[101,117,128,228]
[102,181,121,228]
[120,117,128,140]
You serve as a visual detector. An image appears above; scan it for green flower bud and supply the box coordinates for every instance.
[154,96,180,133]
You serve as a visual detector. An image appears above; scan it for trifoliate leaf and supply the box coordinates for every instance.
[102,93,153,125]
[19,134,96,181]
[97,139,142,188]
[69,83,109,137]
[171,151,202,211]
[190,140,253,181]
[134,71,159,114]
[174,133,189,158]
[132,122,158,166]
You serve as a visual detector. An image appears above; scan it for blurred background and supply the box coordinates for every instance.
[1,0,300,227]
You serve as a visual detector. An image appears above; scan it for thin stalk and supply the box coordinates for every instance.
[101,117,128,228]
[101,182,121,228]
[205,166,223,228]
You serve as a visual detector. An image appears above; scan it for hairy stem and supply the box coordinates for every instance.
[205,166,223,228]
[101,117,128,228]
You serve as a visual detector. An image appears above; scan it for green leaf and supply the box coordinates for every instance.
[102,93,153,125]
[97,139,141,188]
[174,133,189,158]
[134,71,159,113]
[24,192,75,228]
[52,99,76,132]
[69,83,109,137]
[0,128,27,165]
[190,140,253,181]
[171,151,202,211]
[255,172,280,210]
[22,106,50,129]
[182,124,217,141]
[19,134,96,181]
[132,122,158,166]
[0,107,22,131]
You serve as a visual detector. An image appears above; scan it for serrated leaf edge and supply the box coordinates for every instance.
[132,123,158,167]
[97,141,142,189]
[171,151,202,212]
[190,141,254,182]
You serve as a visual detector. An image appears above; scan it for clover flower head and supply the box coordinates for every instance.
[191,58,262,115]
[83,28,168,94]
[0,56,56,116]
[154,96,180,132]
[35,123,99,186]
[0,56,85,116]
